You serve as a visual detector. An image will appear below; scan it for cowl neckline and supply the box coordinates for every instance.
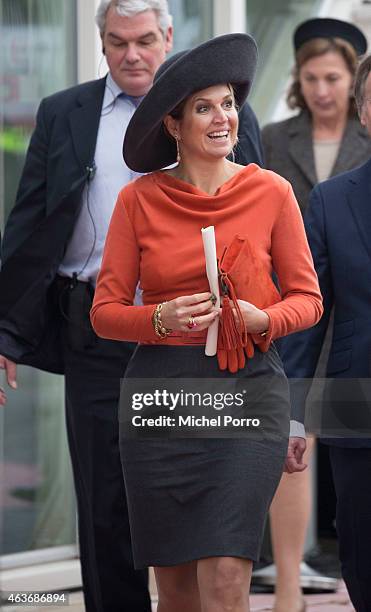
[149,163,259,203]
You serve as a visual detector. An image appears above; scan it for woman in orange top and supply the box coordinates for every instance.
[91,34,322,612]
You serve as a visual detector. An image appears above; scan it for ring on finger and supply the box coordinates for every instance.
[187,315,198,329]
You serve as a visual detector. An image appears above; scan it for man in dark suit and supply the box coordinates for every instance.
[280,54,371,612]
[0,1,264,610]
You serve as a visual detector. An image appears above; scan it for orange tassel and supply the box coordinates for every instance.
[217,348,228,370]
[219,272,247,350]
[219,295,240,350]
[237,346,246,369]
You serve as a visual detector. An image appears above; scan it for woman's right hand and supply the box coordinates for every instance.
[161,292,218,332]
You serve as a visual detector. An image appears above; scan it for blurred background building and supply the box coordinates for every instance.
[1,0,371,594]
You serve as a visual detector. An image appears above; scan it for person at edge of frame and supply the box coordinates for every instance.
[0,1,264,611]
[262,18,370,612]
[279,53,371,612]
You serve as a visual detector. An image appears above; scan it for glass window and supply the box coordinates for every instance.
[1,0,77,219]
[246,0,322,124]
[0,0,77,558]
[168,0,213,53]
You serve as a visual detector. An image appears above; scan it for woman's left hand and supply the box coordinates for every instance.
[236,299,269,335]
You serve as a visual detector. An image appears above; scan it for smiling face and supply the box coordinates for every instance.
[102,8,173,96]
[164,84,239,163]
[299,50,353,122]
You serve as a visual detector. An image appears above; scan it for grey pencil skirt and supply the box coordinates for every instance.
[119,344,290,569]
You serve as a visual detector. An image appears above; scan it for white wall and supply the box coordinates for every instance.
[352,1,371,49]
[213,0,246,36]
[77,0,108,83]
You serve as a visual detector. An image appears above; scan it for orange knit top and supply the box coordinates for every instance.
[91,164,323,346]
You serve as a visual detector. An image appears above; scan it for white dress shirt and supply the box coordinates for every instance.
[58,74,142,284]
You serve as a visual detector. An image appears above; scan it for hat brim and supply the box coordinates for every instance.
[123,33,258,173]
[294,18,367,56]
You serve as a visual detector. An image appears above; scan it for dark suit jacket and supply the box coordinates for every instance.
[279,158,371,447]
[262,110,371,214]
[235,102,264,166]
[0,76,263,374]
[0,77,106,373]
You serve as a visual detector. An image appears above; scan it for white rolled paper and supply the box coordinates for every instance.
[201,226,220,356]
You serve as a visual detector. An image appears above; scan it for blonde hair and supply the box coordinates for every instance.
[169,84,238,120]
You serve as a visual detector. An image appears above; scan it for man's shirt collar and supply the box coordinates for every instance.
[103,73,144,110]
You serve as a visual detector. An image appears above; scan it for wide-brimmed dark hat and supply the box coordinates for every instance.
[123,33,258,173]
[294,18,367,56]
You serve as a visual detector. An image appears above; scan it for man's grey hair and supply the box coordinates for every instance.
[96,0,172,36]
[355,54,371,113]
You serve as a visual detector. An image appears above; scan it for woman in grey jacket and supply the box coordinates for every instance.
[262,18,371,612]
[263,18,371,214]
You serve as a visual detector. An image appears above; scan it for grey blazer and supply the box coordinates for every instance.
[262,110,371,214]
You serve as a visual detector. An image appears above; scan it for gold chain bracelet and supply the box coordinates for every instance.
[152,302,172,339]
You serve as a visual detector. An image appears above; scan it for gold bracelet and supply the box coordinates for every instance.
[152,302,172,339]
[260,313,270,337]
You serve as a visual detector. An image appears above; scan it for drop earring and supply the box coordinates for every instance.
[174,135,181,164]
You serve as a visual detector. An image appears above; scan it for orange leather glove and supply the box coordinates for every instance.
[217,331,255,373]
[217,273,254,373]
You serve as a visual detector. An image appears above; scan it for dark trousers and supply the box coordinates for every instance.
[59,278,151,612]
[329,446,371,612]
